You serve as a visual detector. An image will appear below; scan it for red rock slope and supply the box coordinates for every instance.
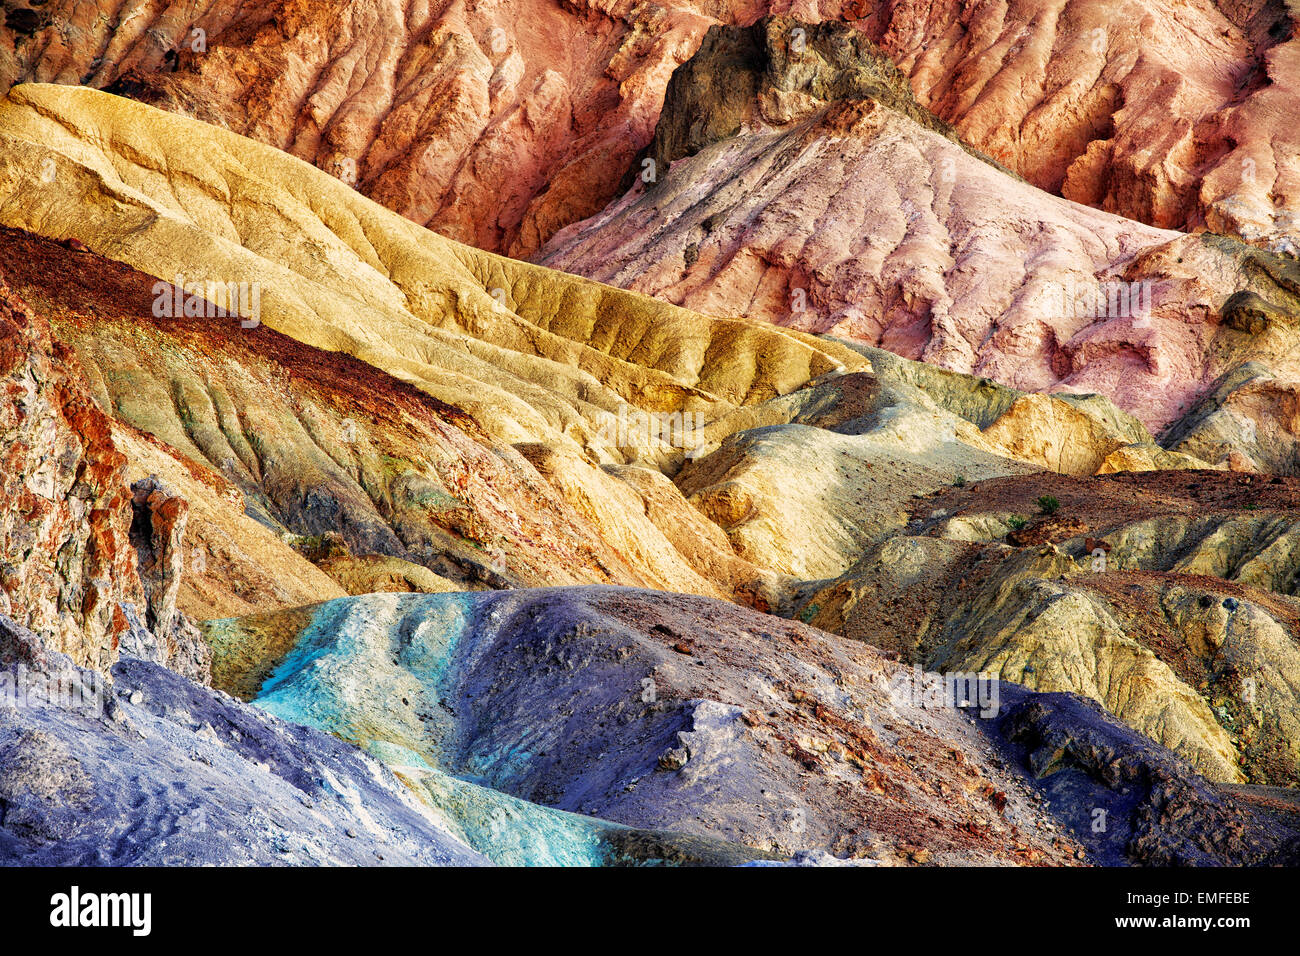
[7,0,1300,250]
[840,0,1300,249]
[1,0,726,257]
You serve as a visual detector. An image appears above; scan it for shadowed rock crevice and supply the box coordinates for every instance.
[648,17,1011,178]
[123,476,211,684]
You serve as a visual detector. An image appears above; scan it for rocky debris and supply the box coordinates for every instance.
[991,687,1300,866]
[0,613,489,865]
[217,586,1089,865]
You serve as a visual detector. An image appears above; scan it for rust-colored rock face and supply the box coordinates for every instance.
[0,267,214,679]
[837,0,1300,248]
[1,0,729,257]
[0,271,140,671]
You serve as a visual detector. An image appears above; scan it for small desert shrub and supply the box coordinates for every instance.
[1007,516,1027,531]
[1036,495,1060,515]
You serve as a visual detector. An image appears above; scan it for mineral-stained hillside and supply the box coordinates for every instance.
[197,586,1300,866]
[0,265,213,678]
[539,17,1300,467]
[0,81,1180,597]
[852,0,1300,248]
[6,0,1300,255]
[2,72,1300,866]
